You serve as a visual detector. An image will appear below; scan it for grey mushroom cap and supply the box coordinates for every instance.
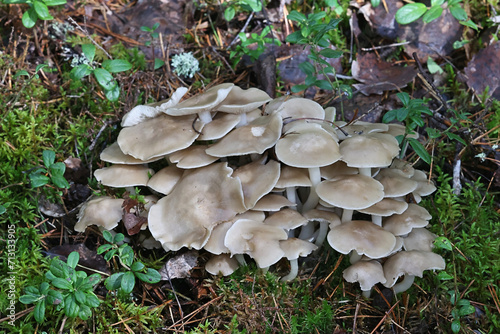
[343,260,387,291]
[383,203,432,236]
[205,254,240,276]
[327,220,397,259]
[117,114,204,160]
[147,165,183,195]
[205,112,282,157]
[383,250,445,288]
[100,142,164,165]
[279,238,318,260]
[148,162,246,251]
[224,218,288,268]
[216,85,272,114]
[75,196,124,232]
[403,228,437,252]
[94,165,154,188]
[316,174,385,210]
[339,133,400,169]
[121,86,188,127]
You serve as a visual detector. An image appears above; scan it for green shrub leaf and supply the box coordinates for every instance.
[33,1,53,20]
[395,3,427,24]
[423,5,443,23]
[93,68,115,90]
[52,278,73,290]
[34,299,46,323]
[408,138,431,164]
[120,271,136,294]
[135,268,162,284]
[70,64,93,80]
[82,44,96,63]
[449,5,467,21]
[67,252,80,269]
[22,8,38,29]
[102,59,132,73]
[42,150,56,168]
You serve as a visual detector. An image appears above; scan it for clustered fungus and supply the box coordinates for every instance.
[77,83,443,294]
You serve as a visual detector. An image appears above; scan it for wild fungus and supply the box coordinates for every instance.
[75,196,124,232]
[279,238,318,281]
[383,250,445,294]
[343,260,387,298]
[148,162,246,251]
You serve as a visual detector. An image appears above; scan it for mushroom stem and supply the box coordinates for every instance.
[314,221,329,247]
[362,289,372,298]
[349,250,362,264]
[371,215,382,226]
[392,274,415,294]
[198,110,213,124]
[341,209,353,223]
[280,259,298,281]
[236,112,248,128]
[234,254,247,266]
[302,167,321,212]
[358,167,372,177]
[285,187,299,210]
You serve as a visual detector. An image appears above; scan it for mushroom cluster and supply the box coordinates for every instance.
[77,83,444,293]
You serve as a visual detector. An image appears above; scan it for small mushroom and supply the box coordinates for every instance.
[339,133,400,177]
[121,86,188,127]
[383,250,445,294]
[279,238,318,281]
[146,165,183,195]
[383,203,432,236]
[224,218,288,268]
[168,145,219,169]
[205,254,240,276]
[358,198,409,226]
[402,228,437,252]
[316,174,384,223]
[252,194,297,211]
[343,260,387,298]
[165,83,234,123]
[75,196,124,232]
[327,220,397,260]
[100,142,164,164]
[94,165,154,188]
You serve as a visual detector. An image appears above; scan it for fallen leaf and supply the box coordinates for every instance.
[159,251,198,280]
[463,42,500,99]
[352,53,416,95]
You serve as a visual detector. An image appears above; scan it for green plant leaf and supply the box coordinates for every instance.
[67,251,79,269]
[30,172,50,188]
[97,244,113,254]
[47,290,64,305]
[449,5,467,21]
[20,294,41,304]
[44,0,68,5]
[319,48,343,59]
[105,85,120,101]
[395,3,427,25]
[285,30,306,44]
[298,61,315,76]
[113,233,125,244]
[102,59,133,73]
[93,68,115,90]
[371,0,380,7]
[423,5,443,23]
[224,7,235,21]
[120,271,136,294]
[34,299,46,323]
[70,64,93,80]
[408,138,431,164]
[82,44,96,63]
[131,261,145,272]
[431,0,445,6]
[451,319,461,333]
[437,272,454,280]
[104,249,117,261]
[382,109,397,123]
[291,84,309,93]
[85,293,101,308]
[33,1,53,20]
[0,205,6,215]
[434,236,453,250]
[396,92,410,106]
[49,161,66,175]
[135,268,161,284]
[52,278,73,290]
[446,132,466,145]
[154,58,165,70]
[22,8,38,29]
[460,19,478,30]
[119,245,135,267]
[51,173,70,189]
[315,79,333,90]
[64,295,80,318]
[42,150,56,168]
[105,272,124,290]
[287,10,306,23]
[459,304,476,316]
[102,230,113,243]
[74,290,87,304]
[78,304,92,320]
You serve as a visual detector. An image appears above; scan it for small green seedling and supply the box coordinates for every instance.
[97,231,161,297]
[395,0,478,30]
[29,149,70,189]
[382,92,434,164]
[224,0,261,22]
[2,0,67,29]
[140,22,160,46]
[285,10,347,95]
[69,44,132,101]
[230,26,281,67]
[20,252,101,323]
